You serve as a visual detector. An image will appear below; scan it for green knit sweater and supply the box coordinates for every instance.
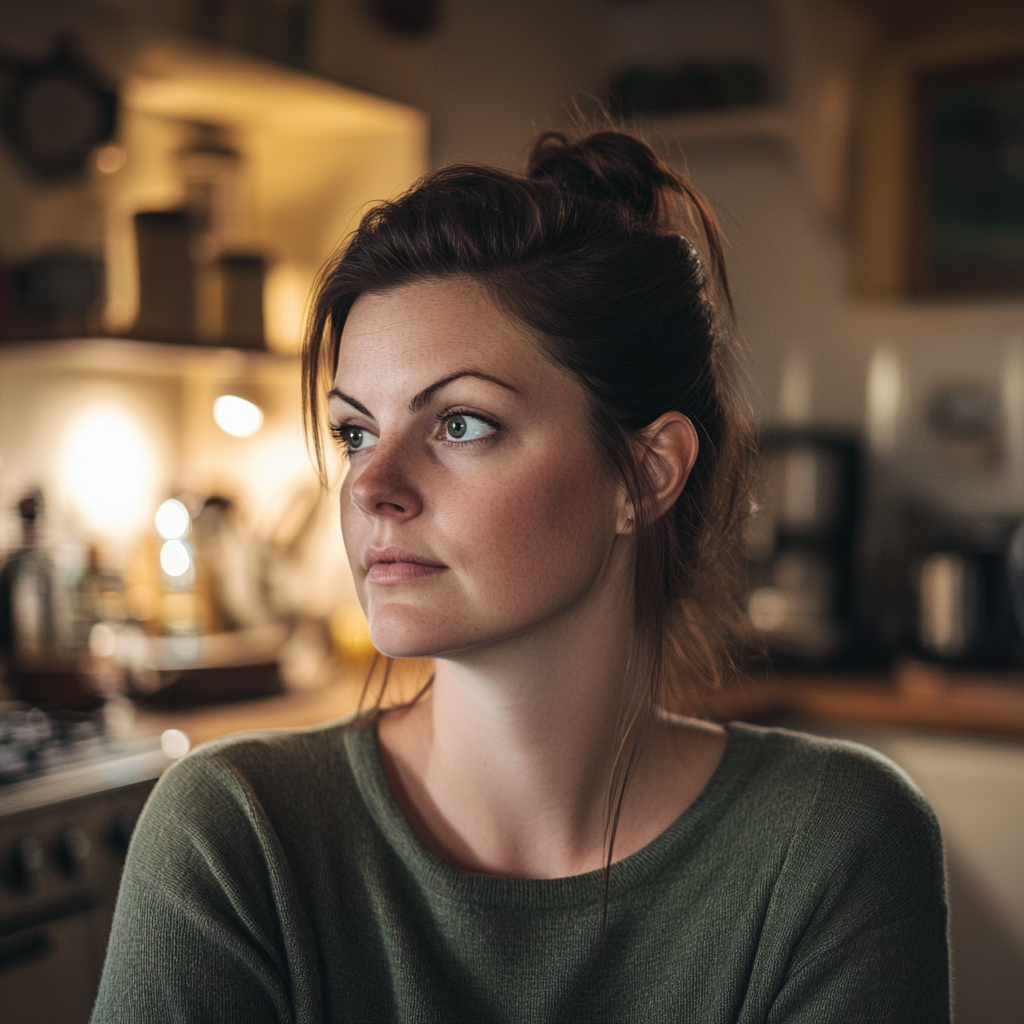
[91,719,949,1023]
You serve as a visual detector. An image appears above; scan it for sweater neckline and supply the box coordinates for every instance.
[344,718,763,910]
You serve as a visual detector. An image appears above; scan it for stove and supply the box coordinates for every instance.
[0,704,177,1024]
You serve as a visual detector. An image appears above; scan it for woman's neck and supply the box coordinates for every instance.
[380,586,631,874]
[376,588,727,880]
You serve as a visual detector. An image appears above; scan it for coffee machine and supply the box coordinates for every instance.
[743,430,861,667]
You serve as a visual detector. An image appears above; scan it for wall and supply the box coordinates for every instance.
[299,0,1024,523]
[309,0,605,169]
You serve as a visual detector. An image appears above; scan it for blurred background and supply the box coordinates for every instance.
[0,1,1021,1021]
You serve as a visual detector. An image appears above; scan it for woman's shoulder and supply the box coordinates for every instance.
[145,714,379,834]
[728,720,934,813]
[723,721,944,890]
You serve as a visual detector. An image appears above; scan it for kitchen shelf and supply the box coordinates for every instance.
[0,335,298,384]
[644,105,794,147]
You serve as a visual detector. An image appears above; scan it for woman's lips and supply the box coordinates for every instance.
[367,561,446,584]
[364,547,447,584]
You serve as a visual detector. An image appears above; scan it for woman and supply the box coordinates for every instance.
[92,130,949,1023]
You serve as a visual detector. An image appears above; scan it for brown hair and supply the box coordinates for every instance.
[303,128,755,887]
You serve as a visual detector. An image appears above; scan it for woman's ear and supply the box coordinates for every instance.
[616,413,699,534]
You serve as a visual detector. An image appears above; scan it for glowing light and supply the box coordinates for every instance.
[213,394,263,437]
[160,539,191,577]
[88,622,118,658]
[160,728,191,759]
[66,408,151,531]
[866,348,901,457]
[155,498,191,540]
[167,633,201,662]
[95,144,126,174]
[748,587,788,632]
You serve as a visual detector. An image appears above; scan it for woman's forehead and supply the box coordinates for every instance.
[336,279,545,384]
[331,279,589,422]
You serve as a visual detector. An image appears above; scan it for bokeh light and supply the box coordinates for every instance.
[160,729,191,759]
[160,539,191,577]
[65,408,152,531]
[155,498,191,540]
[213,394,264,437]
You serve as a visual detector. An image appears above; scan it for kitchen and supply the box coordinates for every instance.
[1,1,1023,1022]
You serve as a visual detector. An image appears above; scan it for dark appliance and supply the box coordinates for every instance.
[0,706,171,1024]
[1010,520,1024,641]
[916,521,1024,667]
[744,430,861,666]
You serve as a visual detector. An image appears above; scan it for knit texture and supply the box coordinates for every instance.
[91,720,949,1023]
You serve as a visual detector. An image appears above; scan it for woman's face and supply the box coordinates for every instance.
[331,277,628,659]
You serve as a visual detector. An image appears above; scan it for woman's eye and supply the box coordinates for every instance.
[338,425,379,452]
[443,414,495,442]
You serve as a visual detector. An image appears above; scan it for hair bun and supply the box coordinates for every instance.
[528,128,733,320]
[527,130,676,224]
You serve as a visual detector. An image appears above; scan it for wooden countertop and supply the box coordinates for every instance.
[693,661,1024,738]
[132,658,1024,748]
[132,658,431,747]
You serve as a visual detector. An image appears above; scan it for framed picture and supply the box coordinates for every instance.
[910,58,1024,295]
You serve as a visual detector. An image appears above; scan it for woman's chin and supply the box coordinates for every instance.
[370,635,443,660]
[368,611,469,660]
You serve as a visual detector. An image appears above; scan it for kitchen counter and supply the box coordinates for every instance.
[693,660,1024,737]
[132,658,433,748]
[132,658,1024,748]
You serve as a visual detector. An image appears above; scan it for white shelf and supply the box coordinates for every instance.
[0,336,298,384]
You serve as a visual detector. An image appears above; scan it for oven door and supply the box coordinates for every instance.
[0,905,106,1024]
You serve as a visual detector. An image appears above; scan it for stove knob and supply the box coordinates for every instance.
[58,827,90,876]
[112,810,138,853]
[11,837,44,890]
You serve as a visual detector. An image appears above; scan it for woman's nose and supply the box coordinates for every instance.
[348,442,423,520]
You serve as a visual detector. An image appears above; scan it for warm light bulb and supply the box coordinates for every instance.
[155,498,190,540]
[213,395,263,438]
[65,408,151,531]
[160,539,191,577]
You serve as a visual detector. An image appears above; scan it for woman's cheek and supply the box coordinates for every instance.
[457,459,610,602]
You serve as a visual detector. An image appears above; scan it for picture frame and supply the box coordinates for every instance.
[909,58,1024,295]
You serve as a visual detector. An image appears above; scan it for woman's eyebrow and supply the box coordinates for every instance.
[328,389,372,417]
[409,371,519,412]
[330,372,519,420]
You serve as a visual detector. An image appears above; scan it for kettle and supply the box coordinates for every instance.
[917,523,1024,666]
[1010,521,1024,642]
